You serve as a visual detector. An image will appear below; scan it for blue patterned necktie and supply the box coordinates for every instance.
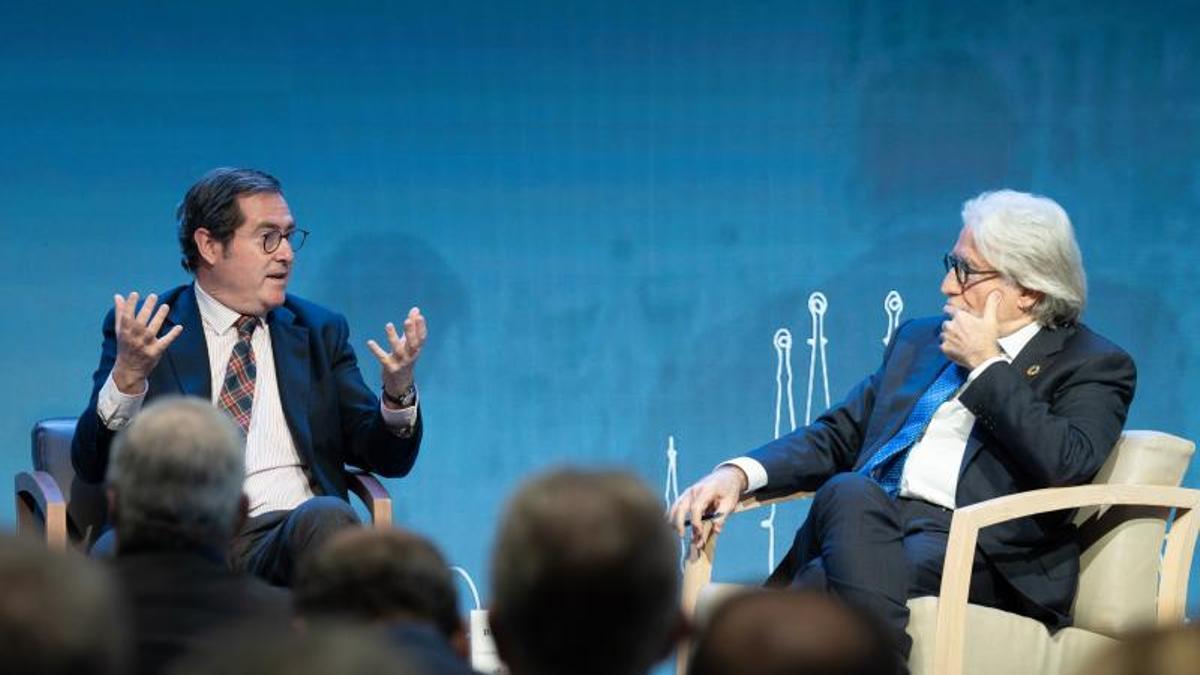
[858,361,967,497]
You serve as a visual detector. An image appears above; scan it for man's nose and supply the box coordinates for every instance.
[940,268,960,297]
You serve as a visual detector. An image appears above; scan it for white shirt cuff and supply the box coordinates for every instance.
[720,457,768,493]
[380,386,419,436]
[97,373,147,431]
[965,355,1011,386]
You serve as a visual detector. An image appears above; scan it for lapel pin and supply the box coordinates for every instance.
[1025,365,1041,377]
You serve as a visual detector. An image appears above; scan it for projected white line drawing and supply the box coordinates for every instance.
[760,292,832,573]
[759,325,795,574]
[664,435,687,571]
[451,566,483,610]
[805,292,831,426]
[882,290,904,347]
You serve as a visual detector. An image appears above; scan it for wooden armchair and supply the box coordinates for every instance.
[678,430,1199,675]
[15,417,394,551]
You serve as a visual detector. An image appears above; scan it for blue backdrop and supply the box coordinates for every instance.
[3,0,1199,625]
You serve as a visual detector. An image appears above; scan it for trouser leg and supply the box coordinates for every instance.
[229,496,360,587]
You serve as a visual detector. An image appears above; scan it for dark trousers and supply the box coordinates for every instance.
[228,496,361,587]
[767,473,1015,664]
[92,496,360,588]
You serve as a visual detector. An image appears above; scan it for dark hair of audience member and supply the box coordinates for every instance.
[489,468,682,675]
[1084,623,1200,675]
[168,621,428,675]
[294,527,462,641]
[0,535,130,675]
[688,588,895,675]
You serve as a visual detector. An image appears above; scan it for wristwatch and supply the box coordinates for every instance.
[383,384,417,409]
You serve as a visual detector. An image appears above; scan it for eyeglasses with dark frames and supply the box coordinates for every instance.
[262,228,309,254]
[943,252,999,287]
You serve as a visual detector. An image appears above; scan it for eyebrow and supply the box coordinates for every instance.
[253,221,296,233]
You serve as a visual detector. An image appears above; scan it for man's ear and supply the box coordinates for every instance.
[234,494,249,535]
[106,487,119,527]
[1018,288,1045,313]
[194,227,223,267]
[449,616,470,660]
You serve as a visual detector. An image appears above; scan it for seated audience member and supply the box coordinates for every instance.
[294,528,475,674]
[489,469,682,675]
[688,589,894,675]
[106,397,290,674]
[169,622,426,675]
[0,534,129,675]
[1083,623,1200,675]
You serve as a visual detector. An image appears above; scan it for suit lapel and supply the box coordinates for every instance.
[163,285,212,400]
[957,324,1074,480]
[268,304,313,463]
[856,337,950,471]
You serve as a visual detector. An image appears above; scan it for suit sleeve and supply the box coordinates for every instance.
[746,324,904,497]
[958,345,1136,487]
[329,315,423,477]
[71,308,121,483]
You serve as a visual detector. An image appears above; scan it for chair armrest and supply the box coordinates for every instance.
[676,489,813,675]
[932,484,1200,675]
[345,470,392,528]
[14,471,68,550]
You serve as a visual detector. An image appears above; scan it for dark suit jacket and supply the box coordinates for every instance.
[72,284,423,500]
[111,548,291,675]
[748,317,1136,628]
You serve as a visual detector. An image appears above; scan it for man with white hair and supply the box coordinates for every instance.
[671,190,1136,670]
[107,396,289,675]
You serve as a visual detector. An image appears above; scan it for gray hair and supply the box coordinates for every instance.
[962,189,1087,326]
[490,469,679,675]
[108,397,245,549]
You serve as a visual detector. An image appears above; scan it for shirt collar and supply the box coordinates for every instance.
[998,321,1041,360]
[193,281,252,336]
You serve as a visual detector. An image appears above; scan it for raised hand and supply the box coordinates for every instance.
[941,291,1003,369]
[668,465,748,547]
[111,292,183,394]
[366,307,428,402]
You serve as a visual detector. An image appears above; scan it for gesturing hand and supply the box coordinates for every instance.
[941,292,1003,369]
[366,307,428,401]
[112,292,183,394]
[668,466,748,548]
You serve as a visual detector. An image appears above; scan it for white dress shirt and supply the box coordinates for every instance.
[96,282,418,516]
[724,321,1041,510]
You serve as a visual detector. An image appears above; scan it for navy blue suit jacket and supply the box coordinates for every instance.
[72,284,423,502]
[748,317,1136,628]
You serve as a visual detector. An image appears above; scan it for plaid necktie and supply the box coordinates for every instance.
[858,361,966,497]
[217,315,259,434]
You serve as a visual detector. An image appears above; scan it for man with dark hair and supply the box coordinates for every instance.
[295,528,475,674]
[107,397,290,675]
[689,589,894,675]
[73,167,427,586]
[0,534,129,675]
[489,469,682,675]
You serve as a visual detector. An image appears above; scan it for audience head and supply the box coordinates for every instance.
[489,468,681,675]
[0,535,129,675]
[295,528,464,647]
[958,189,1086,327]
[688,588,894,675]
[1084,623,1200,675]
[177,167,283,273]
[169,622,425,675]
[107,396,246,552]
